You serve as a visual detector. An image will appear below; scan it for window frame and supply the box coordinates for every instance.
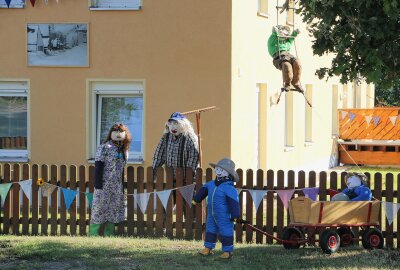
[90,0,142,10]
[0,81,29,162]
[257,0,269,18]
[88,80,145,164]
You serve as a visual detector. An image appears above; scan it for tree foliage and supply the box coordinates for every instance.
[375,79,400,106]
[299,0,400,89]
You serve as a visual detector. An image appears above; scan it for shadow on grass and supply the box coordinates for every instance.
[1,237,400,270]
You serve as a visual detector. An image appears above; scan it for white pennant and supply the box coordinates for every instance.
[178,184,196,208]
[341,111,348,119]
[383,202,400,225]
[135,192,150,213]
[44,0,48,4]
[247,190,267,210]
[389,116,397,126]
[41,183,57,197]
[156,190,171,211]
[19,179,33,202]
[236,188,242,194]
[365,115,372,126]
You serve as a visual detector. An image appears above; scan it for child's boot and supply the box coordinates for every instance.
[198,248,214,256]
[219,252,233,259]
[89,223,101,237]
[104,223,115,237]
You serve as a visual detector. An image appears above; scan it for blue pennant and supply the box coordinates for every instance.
[61,188,78,210]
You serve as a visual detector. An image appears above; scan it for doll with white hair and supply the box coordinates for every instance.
[332,173,372,201]
[152,112,199,179]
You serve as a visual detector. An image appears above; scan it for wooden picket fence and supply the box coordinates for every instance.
[0,164,399,248]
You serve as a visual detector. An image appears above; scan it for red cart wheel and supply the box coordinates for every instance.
[282,227,303,249]
[337,227,355,247]
[320,229,340,254]
[362,228,384,249]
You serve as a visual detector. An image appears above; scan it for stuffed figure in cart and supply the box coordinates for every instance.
[332,173,372,201]
[90,123,131,236]
[193,158,240,259]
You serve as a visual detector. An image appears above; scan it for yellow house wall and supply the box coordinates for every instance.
[0,0,232,167]
[231,1,373,172]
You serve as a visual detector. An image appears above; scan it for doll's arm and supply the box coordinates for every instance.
[193,185,208,203]
[94,145,106,189]
[152,135,167,169]
[350,186,372,201]
[226,187,240,219]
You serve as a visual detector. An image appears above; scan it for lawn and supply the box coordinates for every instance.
[0,235,399,270]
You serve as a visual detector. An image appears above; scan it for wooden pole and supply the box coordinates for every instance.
[181,106,217,168]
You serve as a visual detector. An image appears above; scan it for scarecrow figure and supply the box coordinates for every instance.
[90,123,131,236]
[152,112,199,182]
[268,25,304,93]
[193,158,240,259]
[332,173,372,201]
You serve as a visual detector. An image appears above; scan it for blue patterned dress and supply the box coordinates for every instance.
[91,141,126,224]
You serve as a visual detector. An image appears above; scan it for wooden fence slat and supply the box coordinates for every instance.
[175,168,184,239]
[31,164,39,235]
[59,165,67,235]
[385,173,394,248]
[194,168,203,241]
[127,166,135,236]
[256,169,264,244]
[276,170,285,239]
[146,167,154,237]
[69,166,77,235]
[266,170,274,244]
[155,167,164,237]
[245,169,253,243]
[79,166,86,236]
[184,168,193,240]
[397,173,400,249]
[88,166,94,227]
[137,166,145,237]
[319,171,327,201]
[235,169,243,243]
[308,171,316,245]
[41,165,49,235]
[22,164,30,235]
[165,167,174,238]
[12,164,20,235]
[287,170,295,226]
[2,164,11,234]
[50,165,58,236]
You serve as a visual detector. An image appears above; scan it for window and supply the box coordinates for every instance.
[90,0,141,10]
[305,84,313,142]
[257,0,269,17]
[89,81,144,163]
[285,91,294,147]
[0,81,28,162]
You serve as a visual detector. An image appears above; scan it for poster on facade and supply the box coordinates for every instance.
[27,23,89,67]
[0,0,25,8]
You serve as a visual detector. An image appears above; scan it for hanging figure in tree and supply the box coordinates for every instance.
[268,25,304,93]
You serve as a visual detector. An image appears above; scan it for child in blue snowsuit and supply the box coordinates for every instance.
[193,158,240,259]
[341,173,372,201]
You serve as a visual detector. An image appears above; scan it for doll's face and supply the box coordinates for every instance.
[167,120,183,136]
[215,167,229,178]
[346,176,362,189]
[111,131,126,141]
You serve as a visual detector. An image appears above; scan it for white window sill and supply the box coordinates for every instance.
[257,12,270,18]
[304,141,314,147]
[0,157,29,162]
[284,146,295,152]
[89,7,141,11]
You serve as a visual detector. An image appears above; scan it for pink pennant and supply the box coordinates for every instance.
[276,189,295,209]
[30,0,36,7]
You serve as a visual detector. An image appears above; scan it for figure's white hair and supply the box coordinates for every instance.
[163,118,198,148]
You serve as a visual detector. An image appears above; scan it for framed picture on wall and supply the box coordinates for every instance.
[0,0,25,8]
[27,23,89,67]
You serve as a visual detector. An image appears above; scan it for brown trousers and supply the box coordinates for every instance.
[272,51,302,90]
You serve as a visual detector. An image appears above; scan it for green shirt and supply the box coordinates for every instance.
[267,30,299,57]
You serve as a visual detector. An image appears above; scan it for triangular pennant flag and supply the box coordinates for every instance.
[41,183,57,197]
[136,192,150,213]
[178,184,196,208]
[349,113,356,121]
[61,188,78,210]
[30,0,36,7]
[85,192,93,208]
[19,179,32,201]
[5,0,11,8]
[373,116,380,126]
[341,111,348,120]
[44,0,48,5]
[327,188,340,197]
[156,190,172,211]
[389,116,397,126]
[247,190,267,210]
[0,183,12,207]
[365,116,372,126]
[383,202,400,226]
[302,187,319,201]
[236,188,242,194]
[276,189,295,209]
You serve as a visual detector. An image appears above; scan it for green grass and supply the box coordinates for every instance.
[1,235,399,270]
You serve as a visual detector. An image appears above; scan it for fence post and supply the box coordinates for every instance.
[59,165,67,235]
[41,164,49,235]
[235,169,243,243]
[79,165,86,236]
[256,169,264,244]
[127,166,135,236]
[22,164,30,235]
[12,164,20,235]
[276,170,285,239]
[194,168,203,241]
[385,173,394,248]
[155,167,164,237]
[185,168,193,240]
[31,164,39,235]
[245,169,253,243]
[50,165,58,236]
[266,169,274,244]
[165,167,173,238]
[137,166,145,237]
[175,168,184,239]
[146,166,154,237]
